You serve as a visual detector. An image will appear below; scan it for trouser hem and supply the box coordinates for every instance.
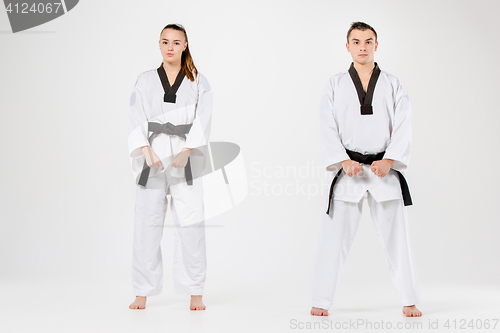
[175,284,204,295]
[133,289,162,297]
[401,296,422,307]
[311,302,331,311]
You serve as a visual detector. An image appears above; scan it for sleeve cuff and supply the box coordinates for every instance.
[324,151,350,171]
[129,140,149,159]
[383,151,408,171]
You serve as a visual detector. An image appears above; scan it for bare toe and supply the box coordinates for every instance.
[311,307,328,316]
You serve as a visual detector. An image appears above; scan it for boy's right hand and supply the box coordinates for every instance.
[341,159,362,177]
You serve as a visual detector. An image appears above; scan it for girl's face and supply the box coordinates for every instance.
[159,28,187,65]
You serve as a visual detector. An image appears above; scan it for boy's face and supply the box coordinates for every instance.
[346,29,378,65]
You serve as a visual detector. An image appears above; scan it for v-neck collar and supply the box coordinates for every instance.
[348,62,381,107]
[157,63,185,103]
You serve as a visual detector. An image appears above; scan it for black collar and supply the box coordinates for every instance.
[348,62,381,115]
[157,63,185,103]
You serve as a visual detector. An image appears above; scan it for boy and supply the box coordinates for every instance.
[311,22,422,317]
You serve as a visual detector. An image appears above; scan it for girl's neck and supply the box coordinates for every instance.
[162,61,181,74]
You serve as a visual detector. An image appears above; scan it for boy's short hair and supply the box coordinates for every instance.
[347,22,377,42]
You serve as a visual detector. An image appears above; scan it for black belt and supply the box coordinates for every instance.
[326,149,412,215]
[137,122,193,188]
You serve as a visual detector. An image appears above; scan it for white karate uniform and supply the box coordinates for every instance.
[312,66,422,309]
[128,67,212,296]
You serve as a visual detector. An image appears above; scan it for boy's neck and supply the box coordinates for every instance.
[352,60,375,75]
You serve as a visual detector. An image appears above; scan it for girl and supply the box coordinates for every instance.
[127,24,212,310]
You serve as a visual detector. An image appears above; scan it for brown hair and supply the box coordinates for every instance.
[346,21,377,43]
[160,24,198,81]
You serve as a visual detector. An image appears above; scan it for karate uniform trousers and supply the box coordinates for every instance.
[132,167,206,297]
[311,166,422,310]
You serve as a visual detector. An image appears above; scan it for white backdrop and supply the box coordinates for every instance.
[1,0,500,331]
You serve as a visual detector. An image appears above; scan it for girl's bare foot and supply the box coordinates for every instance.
[402,305,422,317]
[129,296,147,309]
[311,307,329,316]
[190,295,206,310]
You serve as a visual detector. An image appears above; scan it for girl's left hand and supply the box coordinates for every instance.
[171,148,193,168]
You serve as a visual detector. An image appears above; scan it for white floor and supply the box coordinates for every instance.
[2,275,499,333]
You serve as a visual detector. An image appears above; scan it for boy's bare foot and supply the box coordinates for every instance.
[311,307,329,316]
[129,296,147,309]
[402,305,422,317]
[190,295,206,310]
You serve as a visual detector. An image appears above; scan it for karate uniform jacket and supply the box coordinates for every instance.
[320,66,411,203]
[127,68,212,184]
